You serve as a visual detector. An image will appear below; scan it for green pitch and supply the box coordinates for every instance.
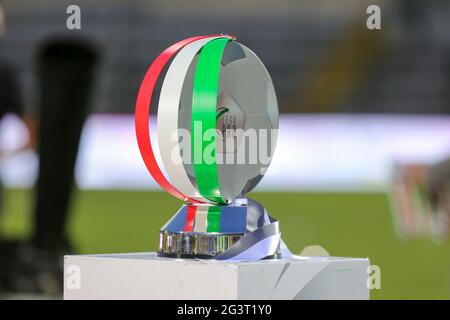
[1,189,449,299]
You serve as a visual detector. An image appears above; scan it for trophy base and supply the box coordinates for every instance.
[158,230,282,259]
[158,230,243,258]
[158,198,284,259]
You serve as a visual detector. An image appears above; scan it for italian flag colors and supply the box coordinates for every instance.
[163,203,248,234]
[184,205,222,233]
[135,34,236,207]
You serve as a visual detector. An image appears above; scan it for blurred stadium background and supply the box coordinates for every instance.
[0,0,450,299]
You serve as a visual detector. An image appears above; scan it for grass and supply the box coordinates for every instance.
[1,188,449,299]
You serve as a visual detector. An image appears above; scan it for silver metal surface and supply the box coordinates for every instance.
[178,41,279,202]
[158,231,243,258]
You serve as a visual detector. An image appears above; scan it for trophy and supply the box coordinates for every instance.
[135,35,291,260]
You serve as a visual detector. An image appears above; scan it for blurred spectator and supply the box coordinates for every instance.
[428,158,450,224]
[0,0,37,294]
[32,37,99,254]
[0,1,100,295]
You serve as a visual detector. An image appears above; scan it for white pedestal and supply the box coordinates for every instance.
[63,252,370,300]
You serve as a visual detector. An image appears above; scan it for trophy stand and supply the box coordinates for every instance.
[63,253,370,300]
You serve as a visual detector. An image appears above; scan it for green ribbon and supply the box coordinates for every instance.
[191,38,231,204]
[206,206,221,232]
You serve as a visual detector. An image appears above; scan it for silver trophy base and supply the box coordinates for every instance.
[158,231,243,259]
[158,230,282,259]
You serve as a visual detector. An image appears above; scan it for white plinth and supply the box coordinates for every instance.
[63,252,370,300]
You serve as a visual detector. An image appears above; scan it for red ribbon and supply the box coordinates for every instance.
[183,205,197,232]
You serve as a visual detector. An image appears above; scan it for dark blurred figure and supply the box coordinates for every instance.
[428,158,450,226]
[0,33,99,295]
[0,62,36,206]
[0,1,37,294]
[0,2,35,155]
[32,38,99,253]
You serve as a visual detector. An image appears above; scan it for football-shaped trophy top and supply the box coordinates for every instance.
[136,35,278,205]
